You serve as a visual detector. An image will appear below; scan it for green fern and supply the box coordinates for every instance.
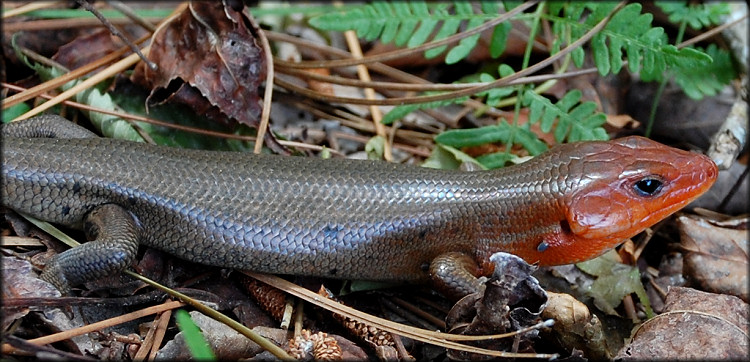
[435,119,548,153]
[382,64,517,125]
[475,64,517,107]
[654,1,730,30]
[672,44,737,100]
[523,89,608,143]
[651,2,734,100]
[309,1,511,64]
[381,94,470,125]
[549,3,711,79]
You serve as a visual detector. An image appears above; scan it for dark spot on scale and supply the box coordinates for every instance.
[128,196,137,205]
[72,182,81,193]
[420,262,429,272]
[418,229,428,240]
[329,268,338,276]
[61,206,71,215]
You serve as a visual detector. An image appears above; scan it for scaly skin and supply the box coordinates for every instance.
[1,116,718,295]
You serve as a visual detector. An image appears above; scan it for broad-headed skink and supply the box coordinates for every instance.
[1,115,718,297]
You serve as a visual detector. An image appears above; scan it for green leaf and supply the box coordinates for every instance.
[522,90,609,143]
[475,151,517,169]
[655,1,730,30]
[435,120,548,160]
[424,16,462,59]
[365,135,386,160]
[672,44,737,100]
[436,123,512,148]
[577,251,654,318]
[489,21,511,57]
[381,95,469,125]
[548,2,712,78]
[475,64,517,107]
[175,310,217,361]
[110,87,255,151]
[445,16,484,64]
[3,103,31,122]
[421,144,485,170]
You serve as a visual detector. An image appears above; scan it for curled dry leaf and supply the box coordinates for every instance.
[52,30,123,70]
[677,214,748,301]
[131,2,283,151]
[445,252,547,360]
[617,286,749,360]
[541,291,611,360]
[1,257,60,329]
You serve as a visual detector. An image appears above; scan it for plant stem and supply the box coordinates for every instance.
[645,20,687,137]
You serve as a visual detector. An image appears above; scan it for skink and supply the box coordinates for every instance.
[1,115,718,297]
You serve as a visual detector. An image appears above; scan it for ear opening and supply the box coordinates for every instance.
[559,219,572,236]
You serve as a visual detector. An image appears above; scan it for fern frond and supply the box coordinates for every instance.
[654,1,730,30]
[475,64,516,107]
[672,44,737,100]
[435,119,549,159]
[309,1,512,64]
[549,3,712,79]
[381,95,469,125]
[522,90,608,143]
[382,64,517,124]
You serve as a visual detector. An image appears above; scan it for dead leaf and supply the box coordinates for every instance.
[605,114,639,129]
[131,1,283,151]
[541,291,611,360]
[617,286,749,359]
[678,214,749,301]
[445,252,547,360]
[51,29,130,71]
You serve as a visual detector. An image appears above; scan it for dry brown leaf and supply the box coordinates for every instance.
[617,286,749,359]
[445,252,547,360]
[130,2,282,150]
[605,114,640,129]
[678,215,749,301]
[52,30,122,70]
[540,291,611,360]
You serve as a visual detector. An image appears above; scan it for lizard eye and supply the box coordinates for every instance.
[633,177,663,197]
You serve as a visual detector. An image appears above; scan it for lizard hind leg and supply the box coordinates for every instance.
[40,204,141,294]
[429,252,485,301]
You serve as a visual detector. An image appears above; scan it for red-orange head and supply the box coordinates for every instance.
[514,136,718,266]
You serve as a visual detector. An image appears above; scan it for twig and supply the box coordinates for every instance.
[105,0,157,31]
[2,1,62,19]
[75,0,156,70]
[3,33,151,109]
[3,83,341,155]
[12,46,150,121]
[248,11,276,154]
[335,0,392,161]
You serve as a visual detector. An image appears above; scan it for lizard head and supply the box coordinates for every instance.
[530,136,717,266]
